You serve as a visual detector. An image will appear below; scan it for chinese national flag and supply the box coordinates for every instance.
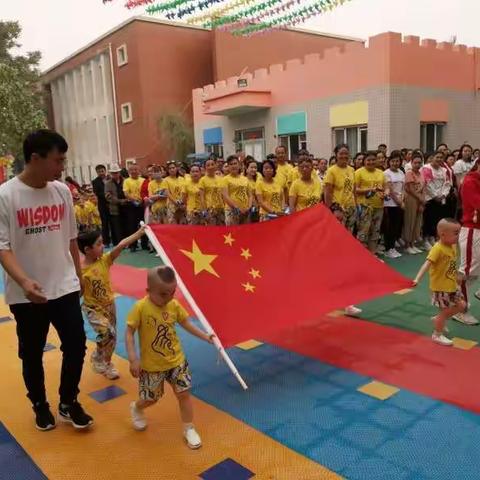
[149,205,410,347]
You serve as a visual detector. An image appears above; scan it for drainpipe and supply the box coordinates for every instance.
[108,43,122,166]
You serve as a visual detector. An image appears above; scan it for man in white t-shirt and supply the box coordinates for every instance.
[0,130,93,431]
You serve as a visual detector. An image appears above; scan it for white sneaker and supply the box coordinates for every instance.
[184,426,202,449]
[104,363,120,380]
[91,359,106,374]
[344,305,362,316]
[406,247,417,255]
[130,402,147,431]
[392,248,402,258]
[385,249,398,259]
[412,246,423,254]
[452,312,479,326]
[432,333,453,346]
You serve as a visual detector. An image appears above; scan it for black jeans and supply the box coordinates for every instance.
[127,204,148,250]
[110,210,128,246]
[98,203,111,245]
[10,292,86,406]
[384,206,404,251]
[423,199,448,238]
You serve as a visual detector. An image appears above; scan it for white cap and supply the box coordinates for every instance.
[109,164,122,173]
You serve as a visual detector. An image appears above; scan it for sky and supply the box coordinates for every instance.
[2,0,479,71]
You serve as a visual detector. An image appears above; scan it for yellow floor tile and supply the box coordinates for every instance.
[358,381,400,400]
[452,337,478,350]
[236,339,264,350]
[394,288,412,295]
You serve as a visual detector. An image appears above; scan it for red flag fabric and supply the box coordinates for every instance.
[150,205,411,346]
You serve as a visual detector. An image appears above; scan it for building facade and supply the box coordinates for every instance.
[193,32,480,160]
[42,16,356,182]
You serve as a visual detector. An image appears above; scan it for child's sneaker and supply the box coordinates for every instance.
[431,332,453,346]
[104,363,120,380]
[130,401,147,431]
[184,426,202,449]
[91,358,107,374]
[452,312,479,325]
[344,305,362,316]
[58,401,94,429]
[33,402,56,431]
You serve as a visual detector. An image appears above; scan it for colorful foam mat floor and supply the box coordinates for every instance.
[2,249,480,479]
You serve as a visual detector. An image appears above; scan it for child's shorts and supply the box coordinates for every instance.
[139,361,192,401]
[431,289,464,309]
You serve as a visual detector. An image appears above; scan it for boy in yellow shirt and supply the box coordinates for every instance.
[78,226,146,379]
[73,194,90,233]
[354,151,386,253]
[413,219,467,346]
[126,266,214,449]
[85,194,101,229]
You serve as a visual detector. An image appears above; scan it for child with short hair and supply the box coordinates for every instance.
[78,226,145,379]
[413,218,467,345]
[126,266,214,449]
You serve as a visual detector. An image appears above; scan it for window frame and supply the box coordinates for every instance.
[116,44,128,67]
[332,125,367,155]
[420,122,445,152]
[121,102,133,124]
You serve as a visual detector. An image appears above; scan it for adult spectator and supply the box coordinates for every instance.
[105,165,128,245]
[453,144,474,187]
[0,129,93,430]
[91,164,111,246]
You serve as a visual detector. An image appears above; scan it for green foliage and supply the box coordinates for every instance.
[0,21,46,160]
[157,111,194,163]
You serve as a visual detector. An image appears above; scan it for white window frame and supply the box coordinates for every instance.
[205,144,224,158]
[125,158,136,168]
[332,125,367,155]
[116,44,128,67]
[420,123,445,152]
[121,102,133,124]
[278,133,307,158]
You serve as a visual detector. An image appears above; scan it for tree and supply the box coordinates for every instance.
[0,21,46,164]
[157,111,195,163]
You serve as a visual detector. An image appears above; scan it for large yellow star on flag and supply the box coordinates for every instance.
[181,240,219,278]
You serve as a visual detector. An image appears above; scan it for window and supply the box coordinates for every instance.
[205,144,224,158]
[234,127,265,161]
[420,123,444,153]
[332,126,367,154]
[121,103,132,124]
[116,45,128,67]
[125,158,136,168]
[278,133,307,159]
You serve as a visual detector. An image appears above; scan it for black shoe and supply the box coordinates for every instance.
[58,401,94,429]
[33,402,56,431]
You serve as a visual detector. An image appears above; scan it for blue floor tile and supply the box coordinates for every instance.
[200,458,254,480]
[89,385,126,403]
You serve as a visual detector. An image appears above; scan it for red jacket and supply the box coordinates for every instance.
[461,169,480,228]
[140,179,150,202]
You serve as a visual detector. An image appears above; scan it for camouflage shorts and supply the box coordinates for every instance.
[139,361,192,401]
[205,209,225,226]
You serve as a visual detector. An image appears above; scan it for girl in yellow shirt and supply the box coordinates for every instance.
[256,159,287,221]
[183,164,205,225]
[164,162,186,225]
[199,158,225,225]
[147,165,167,224]
[222,155,252,225]
[289,156,322,213]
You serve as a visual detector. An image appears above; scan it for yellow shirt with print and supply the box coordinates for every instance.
[74,204,90,227]
[276,163,295,187]
[289,178,323,211]
[255,177,286,214]
[354,167,385,209]
[427,242,458,293]
[123,177,143,202]
[164,176,185,208]
[148,179,167,215]
[199,175,224,210]
[82,253,114,308]
[85,200,101,227]
[185,180,203,213]
[127,296,188,372]
[324,165,355,209]
[223,174,250,211]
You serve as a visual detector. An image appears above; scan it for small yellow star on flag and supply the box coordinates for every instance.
[242,282,255,293]
[249,268,261,279]
[224,233,235,246]
[181,240,219,278]
[241,248,252,260]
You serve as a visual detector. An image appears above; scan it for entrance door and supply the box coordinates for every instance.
[244,140,264,162]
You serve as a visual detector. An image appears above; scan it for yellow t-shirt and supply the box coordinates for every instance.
[148,179,167,214]
[82,253,114,308]
[127,296,188,372]
[223,174,250,211]
[324,165,355,209]
[427,242,458,293]
[123,177,144,202]
[185,180,202,213]
[354,167,385,208]
[85,200,101,227]
[276,163,295,187]
[248,177,258,206]
[199,175,224,210]
[289,178,323,211]
[74,204,89,226]
[164,176,185,207]
[255,177,286,214]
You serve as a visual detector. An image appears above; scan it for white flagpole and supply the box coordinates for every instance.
[141,222,248,390]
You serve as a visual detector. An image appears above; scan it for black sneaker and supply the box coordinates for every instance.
[58,401,94,429]
[33,402,56,431]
